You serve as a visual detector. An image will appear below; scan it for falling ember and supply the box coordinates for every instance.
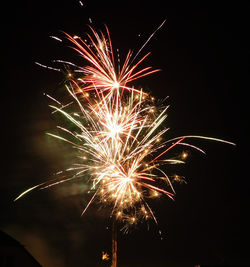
[102,251,110,261]
[15,24,235,229]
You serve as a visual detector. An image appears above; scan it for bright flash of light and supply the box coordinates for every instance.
[15,25,235,228]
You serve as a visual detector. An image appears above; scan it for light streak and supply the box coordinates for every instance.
[49,35,63,42]
[35,61,61,72]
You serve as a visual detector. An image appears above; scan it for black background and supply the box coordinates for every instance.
[2,1,249,266]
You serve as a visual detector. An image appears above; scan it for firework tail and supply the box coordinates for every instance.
[111,219,118,267]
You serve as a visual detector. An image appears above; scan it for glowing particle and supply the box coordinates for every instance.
[102,251,109,261]
[181,152,188,159]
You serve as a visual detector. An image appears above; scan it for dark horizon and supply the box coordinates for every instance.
[2,1,249,266]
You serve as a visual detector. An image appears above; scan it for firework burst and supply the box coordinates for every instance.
[65,26,160,100]
[15,25,235,229]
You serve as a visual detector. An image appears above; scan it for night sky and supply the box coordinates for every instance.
[2,1,249,267]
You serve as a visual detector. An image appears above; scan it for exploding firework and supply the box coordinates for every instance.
[15,24,235,229]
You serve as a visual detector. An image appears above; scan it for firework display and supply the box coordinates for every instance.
[15,25,235,229]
